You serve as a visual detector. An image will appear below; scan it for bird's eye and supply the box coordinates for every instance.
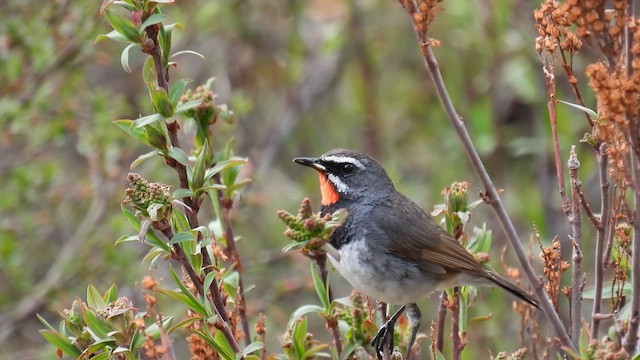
[341,163,355,175]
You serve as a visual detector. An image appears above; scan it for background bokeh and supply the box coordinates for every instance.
[0,0,597,358]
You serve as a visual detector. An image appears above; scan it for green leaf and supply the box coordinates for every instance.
[243,342,264,357]
[158,22,177,64]
[149,85,174,117]
[292,317,308,358]
[142,55,155,84]
[203,158,247,183]
[114,119,147,142]
[120,43,138,73]
[170,50,205,59]
[130,150,160,170]
[432,349,447,360]
[133,113,163,128]
[39,329,82,358]
[167,264,207,315]
[142,247,166,267]
[82,309,112,340]
[145,316,173,339]
[87,284,108,309]
[157,288,207,316]
[194,184,226,197]
[140,13,169,31]
[115,234,139,245]
[95,29,128,43]
[167,146,190,166]
[310,263,330,311]
[190,140,209,193]
[203,270,218,295]
[104,284,118,303]
[78,339,115,360]
[557,100,598,120]
[167,316,199,334]
[36,314,56,332]
[192,329,235,360]
[168,231,196,245]
[288,305,324,328]
[467,225,492,254]
[120,205,170,251]
[175,99,203,114]
[144,124,169,150]
[169,78,192,107]
[214,328,236,360]
[105,10,142,43]
[173,188,194,199]
[84,352,110,360]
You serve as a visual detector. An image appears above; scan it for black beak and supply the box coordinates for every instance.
[293,157,326,171]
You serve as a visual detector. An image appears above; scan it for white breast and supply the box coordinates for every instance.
[327,238,439,304]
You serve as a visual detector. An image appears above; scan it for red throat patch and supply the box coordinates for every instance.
[318,173,339,206]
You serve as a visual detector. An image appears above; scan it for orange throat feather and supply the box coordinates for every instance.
[318,173,339,206]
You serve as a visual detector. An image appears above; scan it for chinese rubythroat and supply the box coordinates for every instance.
[294,148,539,359]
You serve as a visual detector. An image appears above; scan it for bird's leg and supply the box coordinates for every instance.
[372,305,406,359]
[405,303,421,360]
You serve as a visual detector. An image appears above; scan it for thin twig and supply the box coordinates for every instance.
[215,177,252,346]
[451,288,462,360]
[398,3,577,351]
[577,188,601,230]
[435,291,447,353]
[544,58,571,214]
[591,144,610,339]
[625,138,640,354]
[568,146,583,347]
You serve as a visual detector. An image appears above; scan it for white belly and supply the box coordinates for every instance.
[327,238,438,304]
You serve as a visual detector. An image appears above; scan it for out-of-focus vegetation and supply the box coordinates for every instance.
[0,0,604,358]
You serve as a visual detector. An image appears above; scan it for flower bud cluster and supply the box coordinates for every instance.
[278,198,347,253]
[124,173,172,220]
[180,84,217,126]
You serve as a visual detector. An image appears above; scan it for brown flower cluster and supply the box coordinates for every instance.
[536,0,640,187]
[187,308,221,360]
[539,238,569,312]
[534,0,583,56]
[410,0,444,36]
[535,0,628,56]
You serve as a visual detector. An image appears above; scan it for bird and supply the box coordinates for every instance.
[293,148,540,359]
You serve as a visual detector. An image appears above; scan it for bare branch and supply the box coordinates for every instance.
[568,146,583,347]
[591,144,611,339]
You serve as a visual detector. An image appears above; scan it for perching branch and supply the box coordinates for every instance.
[567,146,583,347]
[397,0,577,352]
[450,288,463,360]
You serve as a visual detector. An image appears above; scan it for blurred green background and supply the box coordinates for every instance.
[0,0,597,358]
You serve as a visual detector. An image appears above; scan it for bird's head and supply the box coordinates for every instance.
[294,148,395,206]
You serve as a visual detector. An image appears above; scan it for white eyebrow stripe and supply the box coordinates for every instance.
[327,173,350,193]
[322,156,365,169]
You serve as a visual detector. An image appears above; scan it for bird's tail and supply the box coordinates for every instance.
[486,272,540,309]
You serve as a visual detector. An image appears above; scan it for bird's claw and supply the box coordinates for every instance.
[371,321,394,360]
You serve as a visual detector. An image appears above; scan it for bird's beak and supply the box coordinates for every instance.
[293,156,326,171]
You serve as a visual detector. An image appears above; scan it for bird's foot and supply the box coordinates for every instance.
[371,320,395,360]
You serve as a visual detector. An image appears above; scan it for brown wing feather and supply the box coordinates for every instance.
[374,194,485,277]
